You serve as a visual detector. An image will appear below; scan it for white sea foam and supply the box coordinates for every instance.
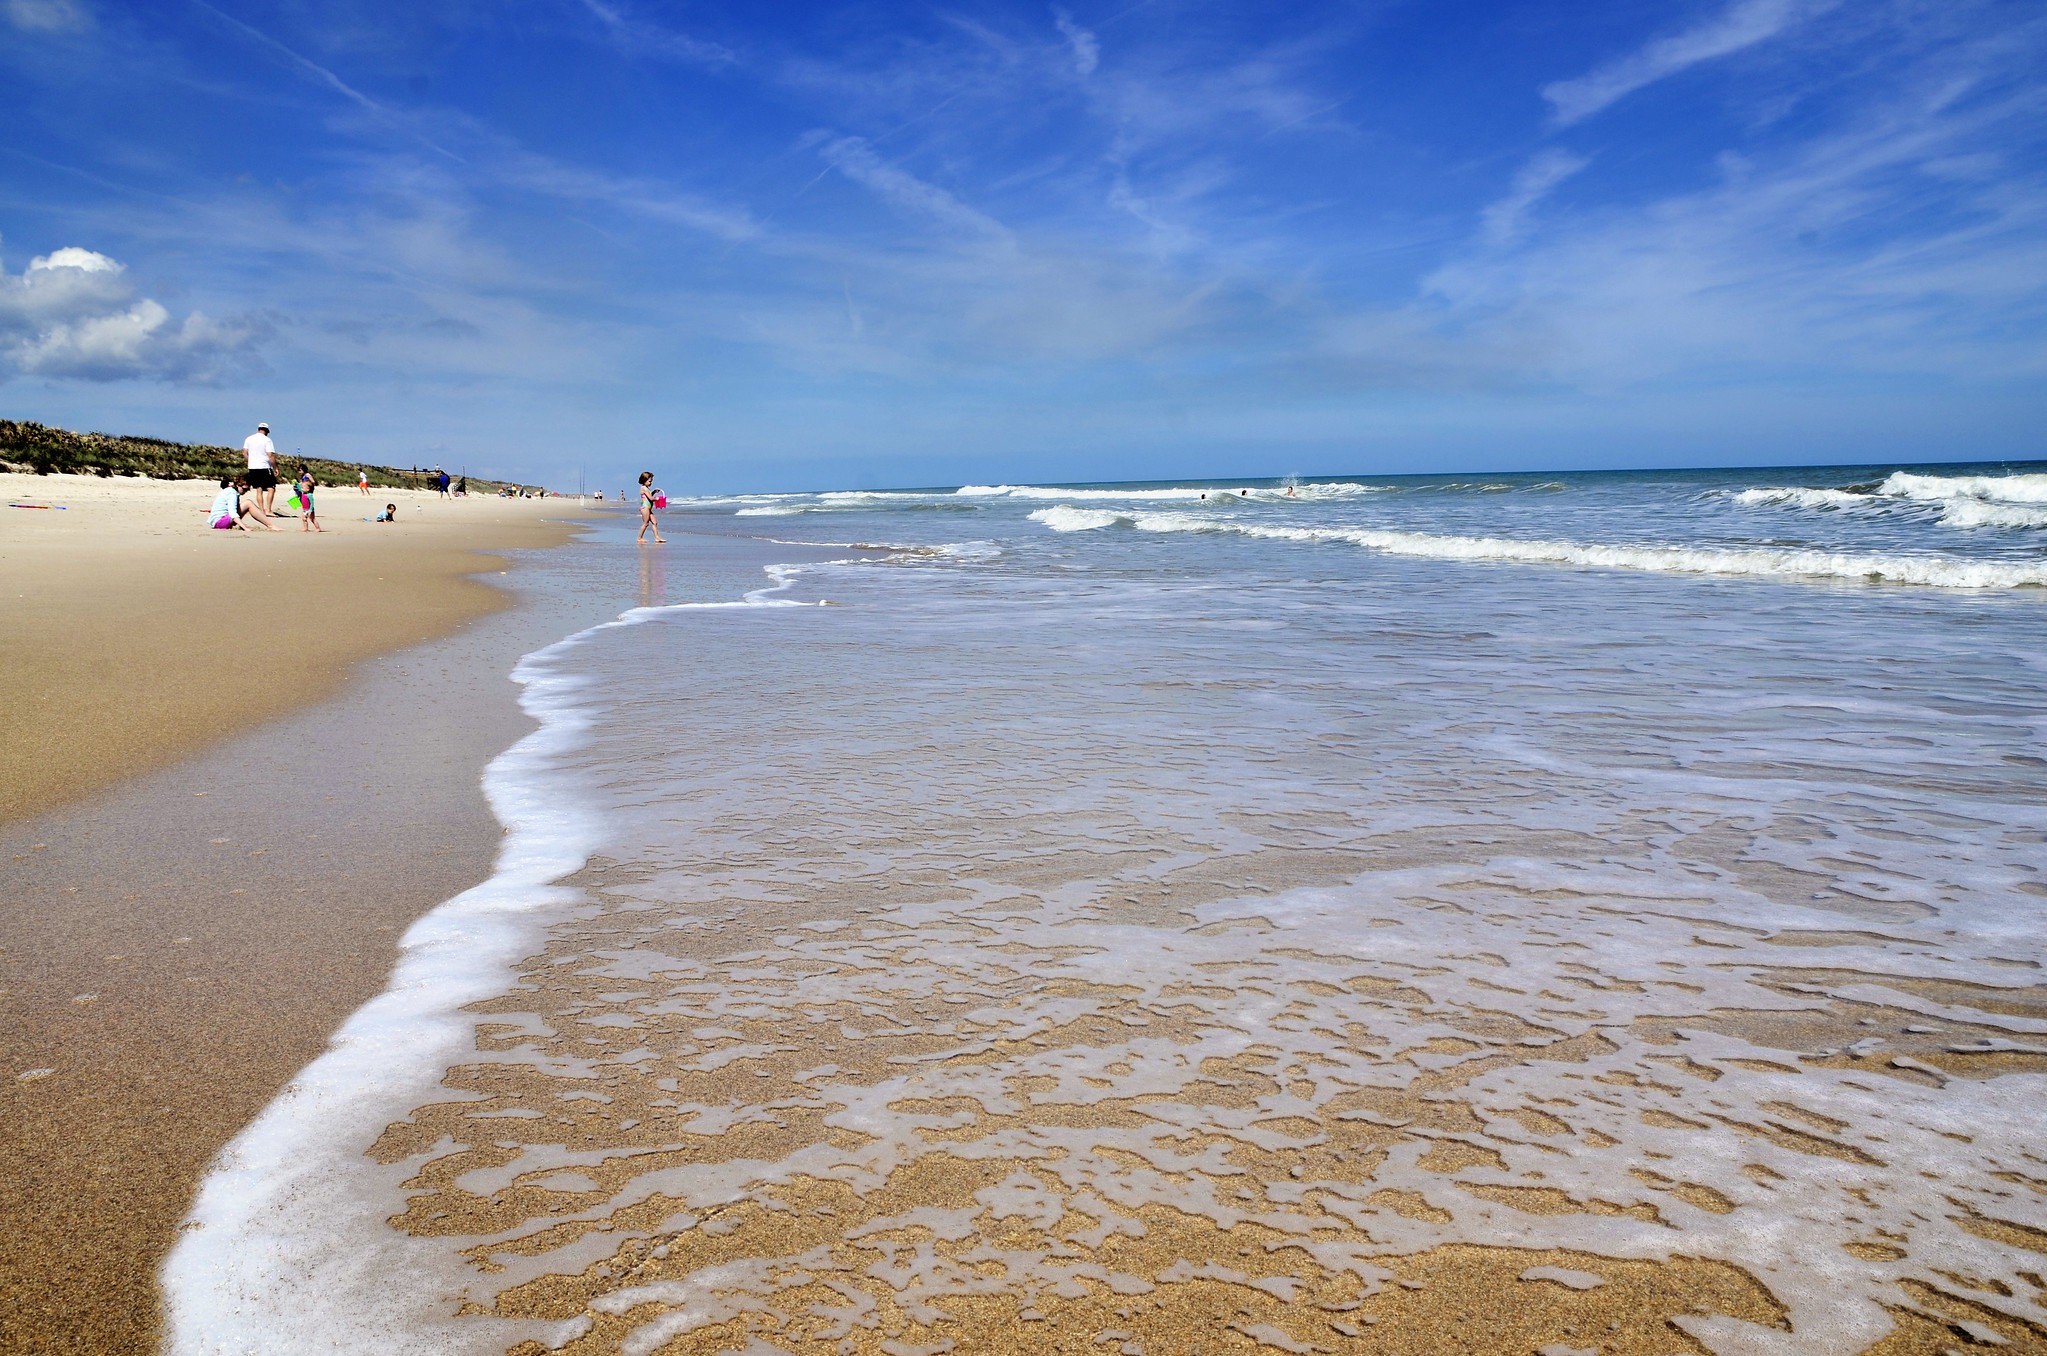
[965,481,1385,502]
[159,569,820,1356]
[1029,505,1133,532]
[735,494,978,515]
[161,638,607,1355]
[1732,487,1879,513]
[1736,479,2047,530]
[750,536,1001,563]
[1880,470,2047,504]
[965,483,1217,501]
[1033,506,2047,588]
[1937,498,2047,529]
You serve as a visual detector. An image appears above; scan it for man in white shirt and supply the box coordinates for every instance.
[243,421,279,515]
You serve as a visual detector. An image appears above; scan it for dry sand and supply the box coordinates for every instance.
[0,473,607,1354]
[0,472,584,826]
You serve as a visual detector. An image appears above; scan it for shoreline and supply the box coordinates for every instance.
[0,484,618,1355]
[0,509,857,1355]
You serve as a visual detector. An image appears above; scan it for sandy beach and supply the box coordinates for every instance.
[9,470,2047,1356]
[0,473,603,1353]
[0,473,584,827]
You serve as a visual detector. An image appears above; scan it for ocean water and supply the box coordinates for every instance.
[166,463,2047,1355]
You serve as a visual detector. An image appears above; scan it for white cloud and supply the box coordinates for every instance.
[1416,66,2047,389]
[31,246,119,274]
[1543,0,1839,126]
[4,0,89,33]
[1479,150,1591,244]
[1054,9,1100,77]
[0,244,259,382]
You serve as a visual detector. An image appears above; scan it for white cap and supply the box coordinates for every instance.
[257,421,269,430]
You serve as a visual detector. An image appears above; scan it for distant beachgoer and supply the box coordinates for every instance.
[374,503,397,522]
[1285,485,1297,498]
[297,467,323,533]
[357,467,369,495]
[454,476,467,497]
[638,471,666,545]
[243,422,279,515]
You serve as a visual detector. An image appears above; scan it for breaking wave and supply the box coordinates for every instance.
[1880,471,2047,505]
[1030,507,2047,589]
[960,482,1386,502]
[1733,487,1883,513]
[1736,473,2047,530]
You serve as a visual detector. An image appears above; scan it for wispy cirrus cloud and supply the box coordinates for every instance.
[1053,9,1099,77]
[1427,39,2047,387]
[572,0,734,65]
[814,135,1012,240]
[1543,0,1841,126]
[1479,150,1591,245]
[4,0,89,33]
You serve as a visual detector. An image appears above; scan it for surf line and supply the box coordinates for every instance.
[160,563,827,1356]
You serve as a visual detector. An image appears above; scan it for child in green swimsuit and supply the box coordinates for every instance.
[297,468,323,533]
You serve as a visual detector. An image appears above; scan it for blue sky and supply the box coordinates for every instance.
[1,0,2042,491]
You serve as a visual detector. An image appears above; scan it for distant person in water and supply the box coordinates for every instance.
[638,471,666,545]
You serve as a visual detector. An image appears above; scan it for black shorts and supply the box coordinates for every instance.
[247,467,277,490]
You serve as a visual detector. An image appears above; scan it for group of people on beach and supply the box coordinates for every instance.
[208,422,393,532]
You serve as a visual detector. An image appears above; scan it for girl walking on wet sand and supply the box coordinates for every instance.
[638,470,666,545]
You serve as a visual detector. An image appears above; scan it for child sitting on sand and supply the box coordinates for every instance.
[373,503,397,522]
[208,476,240,530]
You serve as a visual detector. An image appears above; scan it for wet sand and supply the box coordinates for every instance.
[0,482,616,1355]
[17,502,2046,1356]
[0,472,585,826]
[175,521,2042,1356]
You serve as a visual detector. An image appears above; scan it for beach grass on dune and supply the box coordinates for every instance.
[0,417,518,493]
